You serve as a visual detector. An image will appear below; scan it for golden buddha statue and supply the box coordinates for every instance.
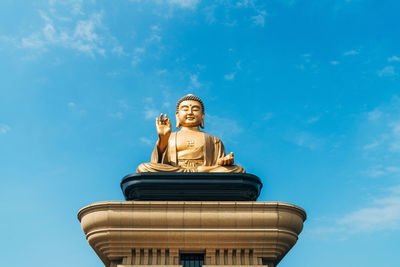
[136,94,245,173]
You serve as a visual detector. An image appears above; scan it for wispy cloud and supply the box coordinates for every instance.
[132,47,145,66]
[140,137,153,145]
[131,25,163,66]
[224,73,235,80]
[362,96,400,156]
[206,114,243,142]
[67,102,76,108]
[338,188,400,232]
[388,56,400,62]
[330,60,339,65]
[344,49,360,56]
[20,10,107,57]
[263,112,274,120]
[224,60,241,81]
[143,97,160,120]
[306,116,321,124]
[144,109,159,120]
[0,124,11,134]
[367,109,382,121]
[363,141,379,150]
[251,10,267,27]
[167,0,200,9]
[189,73,202,89]
[378,66,397,77]
[108,112,123,120]
[364,164,400,178]
[291,131,325,150]
[0,0,130,59]
[111,45,126,56]
[314,97,400,234]
[67,101,86,114]
[312,186,400,235]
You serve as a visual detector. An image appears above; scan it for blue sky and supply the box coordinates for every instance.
[1,0,400,266]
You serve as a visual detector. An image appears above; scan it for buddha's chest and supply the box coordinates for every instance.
[176,132,205,152]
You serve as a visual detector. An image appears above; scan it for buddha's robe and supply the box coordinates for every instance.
[136,132,245,173]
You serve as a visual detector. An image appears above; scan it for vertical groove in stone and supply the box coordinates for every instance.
[232,249,237,265]
[166,249,170,265]
[249,249,253,265]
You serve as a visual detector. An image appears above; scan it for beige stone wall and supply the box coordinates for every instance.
[78,201,306,267]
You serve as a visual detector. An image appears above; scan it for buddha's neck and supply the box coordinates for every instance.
[180,126,201,132]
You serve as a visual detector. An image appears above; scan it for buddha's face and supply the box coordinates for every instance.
[176,100,204,128]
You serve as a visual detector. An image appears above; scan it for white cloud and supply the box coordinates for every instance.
[0,124,11,134]
[74,18,99,42]
[306,116,320,124]
[43,23,56,41]
[389,121,400,151]
[189,74,202,89]
[146,33,162,43]
[362,98,400,156]
[378,66,396,77]
[224,60,241,81]
[388,56,400,62]
[206,114,242,142]
[70,14,105,56]
[118,100,130,111]
[67,101,86,114]
[344,49,360,56]
[134,47,145,54]
[224,72,235,80]
[204,4,217,24]
[112,45,126,56]
[151,25,160,31]
[338,190,400,232]
[143,97,160,120]
[20,10,106,57]
[291,131,324,150]
[157,69,168,75]
[363,142,379,150]
[263,112,274,120]
[140,137,153,145]
[21,34,44,49]
[144,108,159,120]
[368,109,382,121]
[251,10,267,27]
[236,0,255,8]
[50,0,84,16]
[314,97,400,236]
[0,35,15,46]
[312,185,400,234]
[330,61,339,65]
[67,102,76,108]
[131,24,163,66]
[364,164,400,178]
[109,112,123,120]
[167,0,199,9]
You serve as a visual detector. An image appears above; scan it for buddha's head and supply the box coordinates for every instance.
[175,94,205,129]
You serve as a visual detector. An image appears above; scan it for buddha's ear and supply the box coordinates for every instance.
[175,113,181,129]
[200,113,205,129]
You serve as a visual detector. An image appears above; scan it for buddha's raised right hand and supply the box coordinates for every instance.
[156,113,171,137]
[156,113,171,153]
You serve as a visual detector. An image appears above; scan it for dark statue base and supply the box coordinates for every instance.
[120,172,263,201]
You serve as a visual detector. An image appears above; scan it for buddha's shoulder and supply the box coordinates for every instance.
[203,132,222,144]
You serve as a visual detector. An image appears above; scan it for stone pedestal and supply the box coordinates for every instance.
[78,201,306,267]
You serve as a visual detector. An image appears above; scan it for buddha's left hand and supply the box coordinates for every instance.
[217,152,234,166]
